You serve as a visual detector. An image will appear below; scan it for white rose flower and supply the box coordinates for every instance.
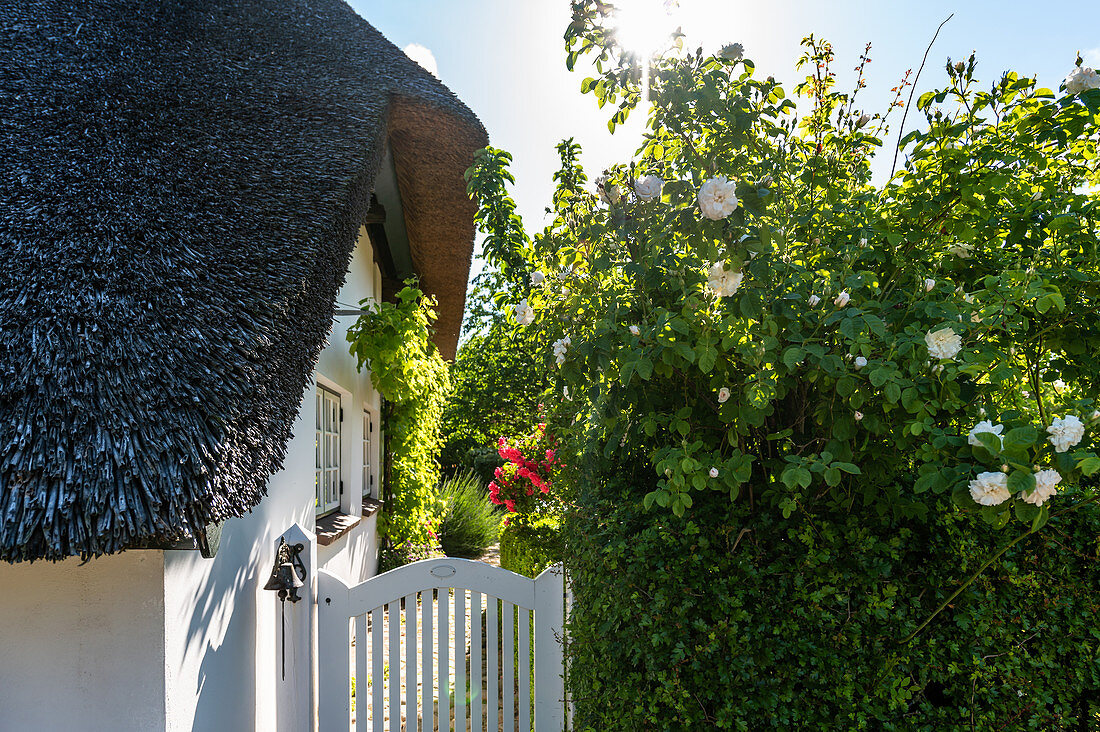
[925,327,962,360]
[924,278,936,292]
[808,294,821,307]
[707,261,744,298]
[1064,66,1100,95]
[629,325,640,336]
[717,387,732,404]
[698,176,739,220]
[718,42,744,61]
[530,271,545,286]
[709,467,720,478]
[1047,414,1085,453]
[969,471,1010,506]
[552,336,571,367]
[854,356,868,368]
[834,291,851,307]
[854,411,864,421]
[514,299,535,326]
[948,242,974,258]
[1053,379,1067,391]
[634,175,663,202]
[596,175,620,205]
[1021,468,1062,506]
[967,420,1004,449]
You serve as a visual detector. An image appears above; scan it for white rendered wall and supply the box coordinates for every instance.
[0,551,167,732]
[161,227,383,730]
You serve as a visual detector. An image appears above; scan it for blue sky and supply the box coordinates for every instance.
[351,0,1097,271]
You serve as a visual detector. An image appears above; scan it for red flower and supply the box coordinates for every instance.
[504,499,516,513]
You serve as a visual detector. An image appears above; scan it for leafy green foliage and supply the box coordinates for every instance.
[468,7,1100,723]
[567,480,1100,729]
[499,515,563,579]
[435,470,502,558]
[347,282,449,557]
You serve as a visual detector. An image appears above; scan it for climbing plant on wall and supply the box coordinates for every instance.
[347,281,450,562]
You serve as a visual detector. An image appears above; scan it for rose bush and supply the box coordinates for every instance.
[467,6,1100,724]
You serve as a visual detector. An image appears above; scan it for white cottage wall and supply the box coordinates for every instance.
[0,551,167,732]
[161,227,384,730]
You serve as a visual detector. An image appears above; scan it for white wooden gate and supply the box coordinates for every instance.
[317,559,565,732]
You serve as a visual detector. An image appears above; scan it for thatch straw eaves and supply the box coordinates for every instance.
[0,0,486,561]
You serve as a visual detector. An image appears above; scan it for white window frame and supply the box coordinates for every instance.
[315,385,342,516]
[362,406,378,499]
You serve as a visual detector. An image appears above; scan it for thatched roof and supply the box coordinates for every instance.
[0,0,486,561]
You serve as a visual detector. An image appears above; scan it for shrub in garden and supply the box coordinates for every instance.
[466,3,1100,726]
[499,515,563,578]
[435,470,502,558]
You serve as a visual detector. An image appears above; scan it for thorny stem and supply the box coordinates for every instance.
[899,525,1035,645]
[890,14,954,178]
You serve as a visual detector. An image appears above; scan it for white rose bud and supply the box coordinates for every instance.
[808,294,821,307]
[629,325,640,336]
[709,467,720,479]
[834,291,851,307]
[854,411,864,421]
[854,356,868,368]
[1091,410,1100,421]
[924,278,936,292]
[634,175,663,202]
[530,271,545,286]
[718,387,731,404]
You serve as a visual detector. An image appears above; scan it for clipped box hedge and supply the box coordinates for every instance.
[499,515,563,578]
[566,483,1100,730]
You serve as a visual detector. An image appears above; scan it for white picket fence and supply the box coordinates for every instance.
[317,559,566,732]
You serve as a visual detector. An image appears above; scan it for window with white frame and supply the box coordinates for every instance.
[315,386,342,515]
[362,407,377,498]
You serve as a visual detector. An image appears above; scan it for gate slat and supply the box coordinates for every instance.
[372,608,384,732]
[356,614,368,732]
[487,597,499,732]
[518,609,529,732]
[388,602,400,732]
[470,592,482,732]
[503,602,514,732]
[422,591,434,732]
[406,593,418,732]
[439,589,451,732]
[456,589,467,731]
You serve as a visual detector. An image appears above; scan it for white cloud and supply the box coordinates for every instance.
[403,43,439,77]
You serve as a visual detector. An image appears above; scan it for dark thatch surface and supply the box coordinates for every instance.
[0,0,486,561]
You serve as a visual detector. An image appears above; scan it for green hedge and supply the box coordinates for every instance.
[500,516,563,578]
[567,482,1100,730]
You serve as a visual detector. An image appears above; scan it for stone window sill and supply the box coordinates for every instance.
[316,512,361,547]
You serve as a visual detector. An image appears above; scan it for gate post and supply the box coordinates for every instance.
[274,523,318,732]
[317,568,351,732]
[534,563,566,731]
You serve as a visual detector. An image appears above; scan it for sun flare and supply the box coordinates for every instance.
[612,0,680,57]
